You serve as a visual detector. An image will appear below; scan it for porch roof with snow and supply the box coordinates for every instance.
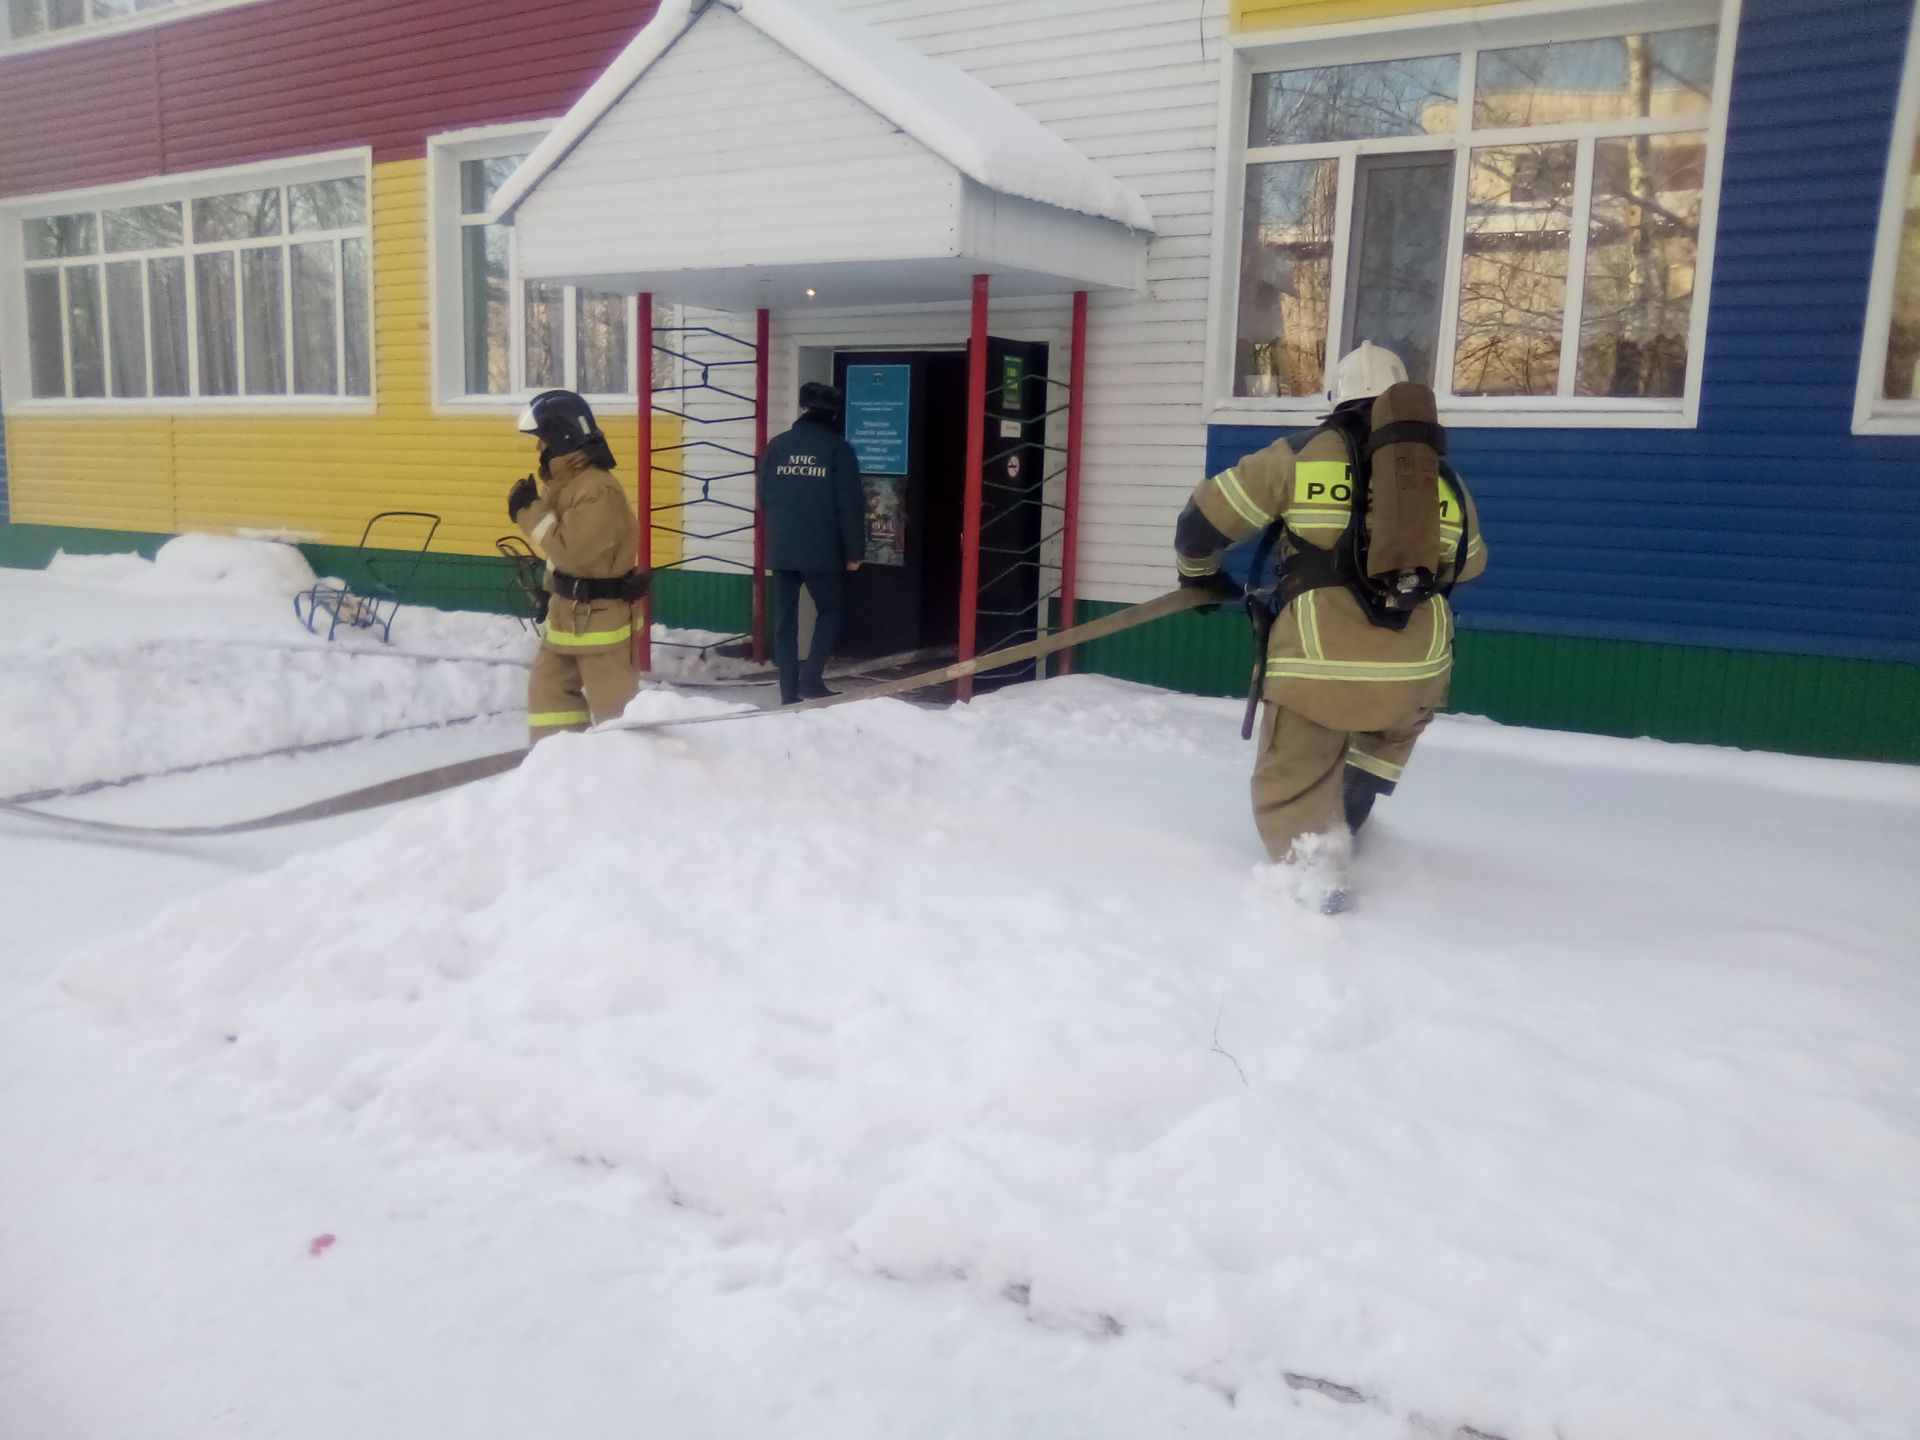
[490,0,1154,311]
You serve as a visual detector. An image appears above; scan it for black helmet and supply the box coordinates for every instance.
[799,381,844,418]
[517,389,602,459]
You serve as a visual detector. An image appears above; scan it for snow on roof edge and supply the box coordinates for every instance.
[493,0,1154,234]
[492,0,697,224]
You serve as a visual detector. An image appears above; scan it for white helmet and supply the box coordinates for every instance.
[1331,341,1409,405]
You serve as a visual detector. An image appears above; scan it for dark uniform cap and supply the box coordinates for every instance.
[799,381,845,416]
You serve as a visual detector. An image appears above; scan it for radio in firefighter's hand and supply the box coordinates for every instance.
[1173,342,1489,913]
[506,473,539,522]
[511,389,643,745]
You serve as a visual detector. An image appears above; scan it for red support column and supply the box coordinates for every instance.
[1057,289,1088,676]
[752,307,770,664]
[957,273,990,701]
[635,292,654,673]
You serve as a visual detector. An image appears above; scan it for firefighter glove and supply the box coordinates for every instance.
[507,475,539,521]
[1179,569,1241,615]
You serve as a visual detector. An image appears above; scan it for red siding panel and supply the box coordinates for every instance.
[0,0,658,198]
[0,29,164,196]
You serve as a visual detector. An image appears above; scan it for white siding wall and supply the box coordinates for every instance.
[517,7,966,281]
[664,0,1231,607]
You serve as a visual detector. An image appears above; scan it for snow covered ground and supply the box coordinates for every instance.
[3,551,1919,1440]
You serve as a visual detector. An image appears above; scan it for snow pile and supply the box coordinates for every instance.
[494,0,1155,232]
[0,563,530,795]
[56,677,1920,1439]
[48,534,318,598]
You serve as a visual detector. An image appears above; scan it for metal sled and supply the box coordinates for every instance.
[294,511,442,644]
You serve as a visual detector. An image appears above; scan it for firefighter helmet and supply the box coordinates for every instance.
[1331,342,1410,405]
[516,389,602,459]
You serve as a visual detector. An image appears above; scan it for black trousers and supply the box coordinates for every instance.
[773,568,845,703]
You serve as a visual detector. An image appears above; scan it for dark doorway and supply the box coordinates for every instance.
[830,342,1048,671]
[830,349,964,658]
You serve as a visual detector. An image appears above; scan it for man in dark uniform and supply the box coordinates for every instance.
[759,381,864,704]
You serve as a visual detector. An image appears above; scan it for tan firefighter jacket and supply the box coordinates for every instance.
[1175,424,1488,719]
[515,449,640,656]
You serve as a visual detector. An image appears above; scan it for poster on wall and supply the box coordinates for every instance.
[846,363,910,566]
[862,475,907,567]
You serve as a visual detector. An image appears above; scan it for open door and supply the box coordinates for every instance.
[832,350,967,658]
[831,340,1047,675]
[973,336,1050,685]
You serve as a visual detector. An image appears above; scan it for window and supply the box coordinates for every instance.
[18,170,371,402]
[1224,10,1727,419]
[451,145,655,401]
[1857,0,1920,433]
[5,0,172,43]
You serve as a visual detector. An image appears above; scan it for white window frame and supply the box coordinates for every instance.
[0,0,267,53]
[1854,0,1920,435]
[428,124,659,415]
[0,147,375,415]
[1204,0,1742,430]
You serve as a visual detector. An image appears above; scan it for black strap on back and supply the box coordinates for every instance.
[1362,418,1447,460]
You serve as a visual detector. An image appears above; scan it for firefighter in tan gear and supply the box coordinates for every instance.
[1174,344,1487,910]
[506,389,648,744]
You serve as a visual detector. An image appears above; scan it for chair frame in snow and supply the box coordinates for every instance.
[294,511,442,644]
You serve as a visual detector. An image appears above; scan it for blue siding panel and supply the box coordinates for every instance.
[1209,0,1920,665]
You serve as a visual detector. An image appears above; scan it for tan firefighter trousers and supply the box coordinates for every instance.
[1250,697,1438,863]
[527,643,638,743]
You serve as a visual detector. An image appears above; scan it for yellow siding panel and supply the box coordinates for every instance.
[1233,0,1518,31]
[6,157,683,568]
[7,417,178,533]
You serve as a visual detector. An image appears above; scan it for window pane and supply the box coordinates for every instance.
[26,269,66,398]
[149,256,189,397]
[8,1,49,39]
[460,155,529,216]
[1475,26,1717,130]
[1249,56,1459,147]
[1452,141,1575,397]
[195,251,238,395]
[1885,131,1920,400]
[104,201,182,253]
[524,280,565,391]
[343,235,371,397]
[136,0,172,10]
[576,289,628,394]
[1236,158,1337,398]
[1345,154,1454,386]
[48,0,82,27]
[460,223,511,393]
[66,265,106,398]
[1576,131,1703,399]
[291,241,338,395]
[106,259,148,398]
[193,188,281,242]
[24,212,96,260]
[242,247,287,394]
[92,0,135,18]
[288,176,366,233]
